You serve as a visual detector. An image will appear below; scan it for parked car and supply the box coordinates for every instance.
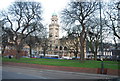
[61,56,72,60]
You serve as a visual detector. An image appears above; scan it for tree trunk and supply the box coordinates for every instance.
[113,36,118,49]
[94,45,98,60]
[94,52,97,60]
[29,45,32,58]
[75,53,77,59]
[16,50,21,60]
[15,43,22,60]
[2,46,6,56]
[74,51,78,59]
[79,23,86,61]
[80,32,85,61]
[80,43,85,61]
[94,40,99,60]
[43,48,46,57]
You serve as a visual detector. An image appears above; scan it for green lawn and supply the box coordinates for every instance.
[2,57,120,70]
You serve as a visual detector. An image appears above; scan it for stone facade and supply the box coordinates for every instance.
[48,14,60,55]
[47,14,86,58]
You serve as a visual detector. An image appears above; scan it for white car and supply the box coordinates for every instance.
[62,56,72,60]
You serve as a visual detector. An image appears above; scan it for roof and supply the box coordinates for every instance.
[52,12,57,16]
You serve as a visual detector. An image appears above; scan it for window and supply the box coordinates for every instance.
[49,34,52,37]
[60,46,62,50]
[49,28,53,30]
[55,46,58,49]
[55,28,58,30]
[64,46,67,50]
[55,35,58,37]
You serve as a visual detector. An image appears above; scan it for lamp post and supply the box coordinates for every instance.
[99,1,104,74]
[117,2,120,23]
[117,2,120,44]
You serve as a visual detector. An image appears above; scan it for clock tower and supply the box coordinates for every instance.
[49,13,59,54]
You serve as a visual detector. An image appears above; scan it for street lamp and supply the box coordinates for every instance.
[99,1,104,74]
[117,2,120,43]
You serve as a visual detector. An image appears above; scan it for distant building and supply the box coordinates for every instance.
[47,13,86,58]
[1,33,29,57]
[48,13,60,55]
[0,14,87,59]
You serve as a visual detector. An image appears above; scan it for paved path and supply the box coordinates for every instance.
[0,66,2,81]
[2,65,119,79]
[3,62,120,76]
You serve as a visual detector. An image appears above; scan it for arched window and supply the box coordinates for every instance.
[55,28,58,30]
[59,46,62,50]
[49,34,52,37]
[55,46,58,49]
[55,35,58,37]
[64,46,67,50]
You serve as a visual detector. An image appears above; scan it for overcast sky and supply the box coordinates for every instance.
[0,0,69,23]
[0,0,116,43]
[0,0,69,38]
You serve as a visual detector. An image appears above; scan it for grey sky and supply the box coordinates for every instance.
[0,0,69,38]
[0,0,117,43]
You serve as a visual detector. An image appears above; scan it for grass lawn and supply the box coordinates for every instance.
[2,57,120,70]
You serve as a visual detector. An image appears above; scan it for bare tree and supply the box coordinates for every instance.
[103,1,120,50]
[25,22,45,58]
[105,1,120,40]
[87,29,100,60]
[60,28,80,59]
[2,27,14,55]
[1,19,14,55]
[1,1,43,59]
[61,1,99,61]
[26,26,48,57]
[41,38,49,57]
[86,14,108,60]
[25,35,36,58]
[40,28,49,57]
